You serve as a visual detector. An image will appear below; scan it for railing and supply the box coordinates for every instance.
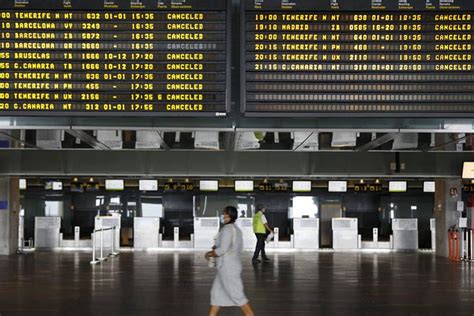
[90,226,119,265]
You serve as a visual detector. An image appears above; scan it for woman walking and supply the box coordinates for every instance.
[206,206,255,316]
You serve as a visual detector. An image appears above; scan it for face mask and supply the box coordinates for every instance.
[220,215,225,224]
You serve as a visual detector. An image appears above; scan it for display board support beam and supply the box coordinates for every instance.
[0,150,471,177]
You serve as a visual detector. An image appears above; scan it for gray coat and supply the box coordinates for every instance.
[210,223,249,307]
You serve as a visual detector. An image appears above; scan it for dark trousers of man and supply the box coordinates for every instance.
[252,233,267,260]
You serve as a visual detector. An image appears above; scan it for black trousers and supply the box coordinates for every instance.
[252,233,267,260]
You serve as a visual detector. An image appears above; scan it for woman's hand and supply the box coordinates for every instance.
[206,250,217,259]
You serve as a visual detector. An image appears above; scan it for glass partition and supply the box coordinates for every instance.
[194,195,255,218]
[289,196,319,219]
[45,201,64,217]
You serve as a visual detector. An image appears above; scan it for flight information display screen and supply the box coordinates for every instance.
[0,0,230,116]
[242,0,474,116]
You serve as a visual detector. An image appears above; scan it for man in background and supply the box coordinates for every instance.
[252,204,272,263]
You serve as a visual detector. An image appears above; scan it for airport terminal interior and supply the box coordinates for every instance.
[0,0,474,315]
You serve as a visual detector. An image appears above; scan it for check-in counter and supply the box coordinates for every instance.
[236,218,256,250]
[94,215,121,249]
[332,218,358,250]
[294,218,319,249]
[35,216,61,248]
[134,217,160,249]
[60,226,93,248]
[193,217,219,249]
[392,218,418,250]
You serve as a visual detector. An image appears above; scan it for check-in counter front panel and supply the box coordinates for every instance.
[332,218,358,250]
[35,216,61,248]
[392,218,418,250]
[194,217,220,249]
[294,218,319,249]
[134,217,160,249]
[236,218,256,250]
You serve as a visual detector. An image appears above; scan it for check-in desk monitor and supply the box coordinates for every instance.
[392,218,418,250]
[94,215,121,249]
[236,217,256,249]
[134,217,160,249]
[293,218,319,249]
[193,217,220,249]
[34,216,61,248]
[332,218,358,250]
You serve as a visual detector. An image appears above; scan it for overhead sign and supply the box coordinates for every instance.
[105,179,124,191]
[423,181,435,193]
[462,162,474,179]
[235,180,254,192]
[44,180,62,190]
[164,182,194,191]
[139,180,158,191]
[85,182,99,192]
[292,180,311,192]
[199,180,219,192]
[389,181,407,192]
[353,183,382,192]
[328,181,347,192]
[274,182,288,191]
[258,183,273,191]
[52,181,63,191]
[463,183,474,192]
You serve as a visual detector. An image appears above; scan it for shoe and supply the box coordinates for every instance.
[252,259,261,263]
[263,257,271,261]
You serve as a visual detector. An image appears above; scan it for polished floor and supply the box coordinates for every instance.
[0,250,473,315]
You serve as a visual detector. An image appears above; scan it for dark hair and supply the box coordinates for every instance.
[223,206,238,224]
[256,204,265,212]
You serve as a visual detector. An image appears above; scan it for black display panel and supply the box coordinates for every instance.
[242,0,474,116]
[0,0,230,116]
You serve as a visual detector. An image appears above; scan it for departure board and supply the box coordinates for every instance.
[0,0,230,116]
[242,0,474,116]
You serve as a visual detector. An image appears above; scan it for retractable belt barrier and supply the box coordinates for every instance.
[461,228,474,262]
[90,226,119,265]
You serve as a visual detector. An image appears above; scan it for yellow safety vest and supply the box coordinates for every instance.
[253,211,266,234]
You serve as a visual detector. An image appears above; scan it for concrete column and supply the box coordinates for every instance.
[0,177,20,255]
[434,179,461,257]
